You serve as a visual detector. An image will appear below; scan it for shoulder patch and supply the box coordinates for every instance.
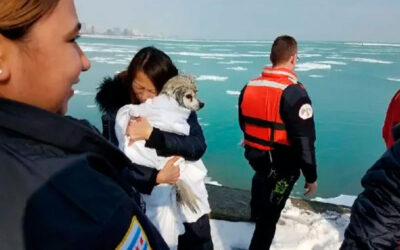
[299,104,313,120]
[116,216,152,250]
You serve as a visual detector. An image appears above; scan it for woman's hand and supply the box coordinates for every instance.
[126,117,153,145]
[156,156,180,184]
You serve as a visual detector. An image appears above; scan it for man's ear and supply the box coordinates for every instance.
[0,35,12,82]
[289,54,296,65]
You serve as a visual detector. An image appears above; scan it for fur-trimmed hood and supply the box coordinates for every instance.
[95,75,131,115]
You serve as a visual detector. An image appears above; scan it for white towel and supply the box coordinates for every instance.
[115,94,211,249]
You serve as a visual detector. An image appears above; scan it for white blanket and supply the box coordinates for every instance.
[115,94,211,249]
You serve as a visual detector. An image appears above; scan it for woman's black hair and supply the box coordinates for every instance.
[125,46,178,104]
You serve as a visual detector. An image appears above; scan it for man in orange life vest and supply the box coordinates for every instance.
[239,35,318,249]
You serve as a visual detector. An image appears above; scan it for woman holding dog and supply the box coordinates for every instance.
[96,46,213,250]
[0,1,171,249]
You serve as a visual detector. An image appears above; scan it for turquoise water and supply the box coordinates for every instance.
[70,37,400,198]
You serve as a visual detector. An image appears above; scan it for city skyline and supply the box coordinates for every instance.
[76,0,400,42]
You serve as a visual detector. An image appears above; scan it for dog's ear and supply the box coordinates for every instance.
[172,85,187,106]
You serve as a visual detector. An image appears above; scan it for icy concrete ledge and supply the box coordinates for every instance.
[206,184,351,222]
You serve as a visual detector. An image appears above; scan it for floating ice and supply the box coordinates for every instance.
[387,77,400,82]
[74,90,95,96]
[168,51,266,58]
[352,58,392,64]
[197,75,228,82]
[298,53,322,58]
[201,56,224,60]
[226,90,241,96]
[218,60,253,65]
[345,42,400,47]
[89,56,129,65]
[296,63,331,72]
[226,66,248,71]
[315,60,347,65]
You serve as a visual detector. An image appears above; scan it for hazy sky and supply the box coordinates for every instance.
[75,0,400,42]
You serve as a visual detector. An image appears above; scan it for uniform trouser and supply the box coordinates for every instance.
[178,214,213,250]
[249,168,300,250]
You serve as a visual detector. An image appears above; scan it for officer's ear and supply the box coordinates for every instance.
[0,34,12,83]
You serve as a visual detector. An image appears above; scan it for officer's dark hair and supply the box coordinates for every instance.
[123,46,178,104]
[270,35,298,66]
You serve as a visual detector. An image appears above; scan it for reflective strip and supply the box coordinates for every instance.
[244,133,274,147]
[262,69,298,83]
[242,115,285,130]
[248,80,289,90]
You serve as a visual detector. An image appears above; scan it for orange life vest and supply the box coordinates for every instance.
[241,67,298,151]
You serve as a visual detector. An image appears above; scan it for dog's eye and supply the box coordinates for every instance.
[185,94,193,100]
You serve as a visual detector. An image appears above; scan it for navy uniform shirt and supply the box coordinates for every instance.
[0,98,169,250]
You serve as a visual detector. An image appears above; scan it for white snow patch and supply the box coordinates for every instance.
[312,194,357,207]
[205,177,223,187]
[211,199,350,250]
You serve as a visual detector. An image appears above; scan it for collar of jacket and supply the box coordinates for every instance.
[0,97,131,170]
[261,67,298,84]
[95,75,131,116]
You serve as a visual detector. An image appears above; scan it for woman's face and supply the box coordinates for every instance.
[0,0,90,114]
[132,71,157,103]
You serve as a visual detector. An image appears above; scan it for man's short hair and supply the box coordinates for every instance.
[270,35,298,66]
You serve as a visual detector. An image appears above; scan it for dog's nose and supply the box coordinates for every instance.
[199,102,205,109]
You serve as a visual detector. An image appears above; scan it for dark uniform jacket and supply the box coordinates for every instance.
[0,98,168,250]
[239,81,317,183]
[341,139,400,250]
[95,75,207,163]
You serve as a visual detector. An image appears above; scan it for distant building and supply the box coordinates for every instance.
[81,22,88,34]
[105,29,113,36]
[123,28,133,37]
[112,27,121,36]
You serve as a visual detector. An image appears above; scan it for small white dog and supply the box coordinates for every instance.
[160,75,205,213]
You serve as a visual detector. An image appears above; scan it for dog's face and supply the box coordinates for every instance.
[161,75,204,111]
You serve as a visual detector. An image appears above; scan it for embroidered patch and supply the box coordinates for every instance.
[299,104,313,120]
[116,216,152,250]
